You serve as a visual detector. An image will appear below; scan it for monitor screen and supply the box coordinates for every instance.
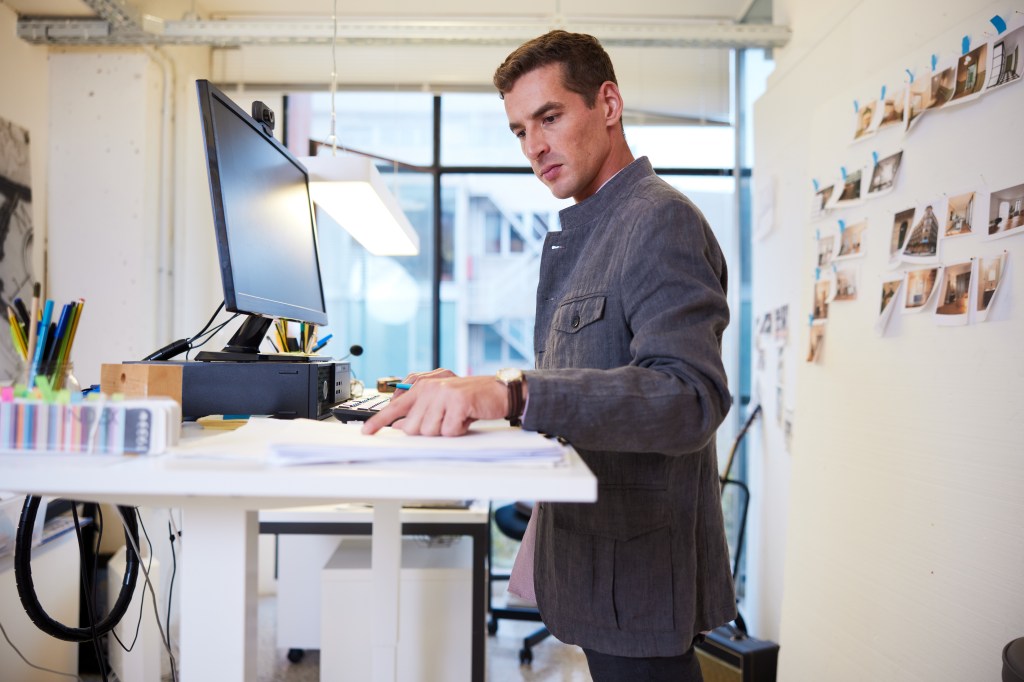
[196,80,328,332]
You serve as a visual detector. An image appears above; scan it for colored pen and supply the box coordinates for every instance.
[388,382,412,390]
[28,298,53,388]
[312,333,333,352]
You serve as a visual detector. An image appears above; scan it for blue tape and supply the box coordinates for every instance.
[991,15,1007,34]
[839,219,846,232]
[906,68,914,84]
[813,178,819,192]
[808,314,814,327]
[853,99,859,112]
[880,85,887,100]
[962,36,970,55]
[872,151,878,165]
[832,263,838,273]
[931,54,938,70]
[841,166,847,181]
[815,268,821,281]
[816,229,821,241]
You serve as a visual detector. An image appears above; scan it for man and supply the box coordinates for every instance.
[364,30,735,681]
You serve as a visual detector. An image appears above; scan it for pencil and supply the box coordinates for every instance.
[23,282,40,385]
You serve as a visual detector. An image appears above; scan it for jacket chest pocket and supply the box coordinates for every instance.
[551,294,606,334]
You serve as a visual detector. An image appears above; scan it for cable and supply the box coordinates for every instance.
[165,520,178,647]
[71,505,108,682]
[0,615,83,682]
[109,510,154,654]
[115,507,179,682]
[14,496,140,643]
[141,300,226,361]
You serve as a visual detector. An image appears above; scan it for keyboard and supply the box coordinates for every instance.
[331,393,392,422]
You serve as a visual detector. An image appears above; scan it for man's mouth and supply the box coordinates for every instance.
[539,164,561,181]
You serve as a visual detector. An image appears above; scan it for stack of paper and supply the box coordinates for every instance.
[173,418,567,467]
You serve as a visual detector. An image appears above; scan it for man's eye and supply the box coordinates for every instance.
[514,130,525,139]
[543,115,557,124]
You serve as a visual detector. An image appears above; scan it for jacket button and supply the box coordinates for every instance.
[571,315,580,328]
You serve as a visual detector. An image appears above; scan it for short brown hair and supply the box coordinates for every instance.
[493,30,617,107]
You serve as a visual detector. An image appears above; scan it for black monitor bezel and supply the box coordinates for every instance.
[195,79,329,328]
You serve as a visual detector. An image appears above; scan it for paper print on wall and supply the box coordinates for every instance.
[811,184,835,219]
[811,278,831,323]
[903,266,942,313]
[0,116,35,383]
[774,304,790,345]
[901,200,945,263]
[852,100,879,141]
[935,260,973,325]
[906,75,931,131]
[875,276,904,335]
[834,167,865,206]
[976,252,1008,322]
[817,234,836,268]
[866,150,903,197]
[834,266,858,301]
[948,43,988,105]
[889,208,915,267]
[834,220,867,261]
[987,182,1024,240]
[943,190,976,238]
[806,324,825,363]
[986,23,1024,92]
[926,61,956,111]
[877,88,906,130]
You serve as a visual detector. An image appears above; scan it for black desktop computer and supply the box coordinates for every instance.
[127,360,350,420]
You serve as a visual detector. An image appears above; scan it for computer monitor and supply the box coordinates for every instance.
[195,79,328,361]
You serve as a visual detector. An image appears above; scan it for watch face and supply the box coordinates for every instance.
[497,368,522,383]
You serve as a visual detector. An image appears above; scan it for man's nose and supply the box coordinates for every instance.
[524,131,548,161]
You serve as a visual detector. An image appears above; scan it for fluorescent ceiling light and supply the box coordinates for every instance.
[300,154,420,256]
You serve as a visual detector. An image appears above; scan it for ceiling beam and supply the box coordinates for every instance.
[18,15,791,49]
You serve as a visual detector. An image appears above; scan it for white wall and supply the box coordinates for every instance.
[753,0,1024,679]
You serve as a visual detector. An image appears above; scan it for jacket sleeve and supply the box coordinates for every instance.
[521,191,732,456]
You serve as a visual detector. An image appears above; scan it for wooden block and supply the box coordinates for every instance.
[100,363,183,406]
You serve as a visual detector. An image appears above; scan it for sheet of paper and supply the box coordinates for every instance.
[171,417,567,467]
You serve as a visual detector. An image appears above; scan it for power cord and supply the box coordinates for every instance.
[0,615,83,682]
[141,301,227,361]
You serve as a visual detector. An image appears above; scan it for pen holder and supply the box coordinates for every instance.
[38,360,80,393]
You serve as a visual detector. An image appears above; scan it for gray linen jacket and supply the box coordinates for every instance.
[521,157,736,657]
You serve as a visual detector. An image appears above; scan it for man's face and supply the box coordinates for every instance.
[503,63,614,202]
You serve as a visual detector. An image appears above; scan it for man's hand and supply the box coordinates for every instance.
[362,371,508,437]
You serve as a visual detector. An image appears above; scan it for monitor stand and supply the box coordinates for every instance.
[194,314,318,363]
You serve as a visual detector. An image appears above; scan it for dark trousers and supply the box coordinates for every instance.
[583,645,703,682]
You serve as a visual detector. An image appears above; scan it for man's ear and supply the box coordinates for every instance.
[598,81,624,128]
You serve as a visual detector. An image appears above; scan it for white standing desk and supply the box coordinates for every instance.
[1,422,596,682]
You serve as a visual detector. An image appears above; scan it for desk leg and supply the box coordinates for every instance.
[372,501,401,682]
[179,504,257,682]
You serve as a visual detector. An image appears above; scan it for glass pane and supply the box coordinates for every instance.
[306,91,434,166]
[316,168,434,383]
[441,93,527,167]
[626,125,735,169]
[440,174,571,376]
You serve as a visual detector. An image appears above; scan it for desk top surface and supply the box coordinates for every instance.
[0,422,596,510]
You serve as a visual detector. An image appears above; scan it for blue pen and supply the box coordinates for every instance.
[389,382,412,390]
[312,333,333,352]
[29,299,54,388]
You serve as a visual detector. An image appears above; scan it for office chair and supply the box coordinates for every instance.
[487,501,551,664]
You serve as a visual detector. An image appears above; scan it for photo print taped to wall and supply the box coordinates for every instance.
[834,166,865,207]
[976,252,1009,322]
[986,21,1024,92]
[901,199,947,264]
[889,207,915,268]
[866,150,903,198]
[934,259,973,326]
[877,87,907,130]
[834,219,868,262]
[947,42,988,107]
[852,99,880,142]
[987,182,1024,240]
[903,266,943,314]
[875,275,904,335]
[834,266,859,302]
[943,190,976,238]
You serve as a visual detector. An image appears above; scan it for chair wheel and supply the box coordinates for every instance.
[487,617,498,635]
[286,648,305,663]
[519,647,533,665]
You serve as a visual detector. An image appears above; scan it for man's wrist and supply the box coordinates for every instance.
[496,368,525,426]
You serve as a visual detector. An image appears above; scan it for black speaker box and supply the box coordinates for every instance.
[696,626,779,682]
